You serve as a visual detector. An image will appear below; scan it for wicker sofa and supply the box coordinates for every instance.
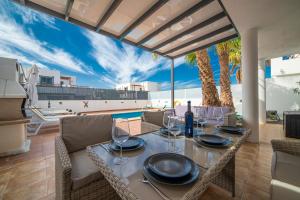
[55,114,120,200]
[270,139,300,200]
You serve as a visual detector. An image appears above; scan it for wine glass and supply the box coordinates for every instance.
[213,108,223,125]
[163,110,175,128]
[168,116,182,152]
[112,118,130,165]
[196,108,207,129]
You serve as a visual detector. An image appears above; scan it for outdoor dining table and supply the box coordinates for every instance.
[87,122,251,200]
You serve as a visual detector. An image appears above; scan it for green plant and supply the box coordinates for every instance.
[293,81,300,95]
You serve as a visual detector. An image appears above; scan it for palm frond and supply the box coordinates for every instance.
[185,52,197,66]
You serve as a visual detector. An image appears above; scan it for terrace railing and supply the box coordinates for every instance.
[37,85,148,100]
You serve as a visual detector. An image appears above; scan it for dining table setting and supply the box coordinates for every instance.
[87,117,250,200]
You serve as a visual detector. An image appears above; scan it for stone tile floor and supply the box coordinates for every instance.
[0,123,282,200]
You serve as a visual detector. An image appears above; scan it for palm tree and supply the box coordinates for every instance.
[216,41,234,110]
[185,49,221,106]
[228,38,241,84]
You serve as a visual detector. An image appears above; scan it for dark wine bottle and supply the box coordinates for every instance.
[185,101,194,137]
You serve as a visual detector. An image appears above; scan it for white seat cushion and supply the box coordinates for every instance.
[271,180,300,200]
[70,150,103,190]
[272,151,300,187]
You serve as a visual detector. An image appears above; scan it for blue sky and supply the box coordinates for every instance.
[0,0,269,90]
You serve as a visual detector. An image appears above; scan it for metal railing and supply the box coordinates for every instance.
[37,85,148,100]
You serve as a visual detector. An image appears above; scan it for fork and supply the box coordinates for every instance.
[141,177,170,200]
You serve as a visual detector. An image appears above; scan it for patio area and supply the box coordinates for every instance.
[0,0,300,199]
[0,122,281,200]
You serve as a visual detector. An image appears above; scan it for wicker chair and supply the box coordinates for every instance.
[270,139,300,200]
[55,114,120,200]
[142,110,165,127]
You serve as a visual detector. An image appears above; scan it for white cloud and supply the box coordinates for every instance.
[84,31,170,85]
[0,46,48,69]
[0,0,92,74]
[174,56,186,67]
[3,0,59,30]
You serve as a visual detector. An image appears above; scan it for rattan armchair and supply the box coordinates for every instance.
[270,139,300,200]
[271,139,300,156]
[55,114,120,200]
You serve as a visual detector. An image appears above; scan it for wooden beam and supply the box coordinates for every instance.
[163,24,234,55]
[151,12,226,51]
[119,0,168,39]
[172,34,238,59]
[217,0,239,35]
[96,0,123,32]
[137,0,214,45]
[65,0,74,21]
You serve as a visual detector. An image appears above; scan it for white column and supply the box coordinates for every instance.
[242,28,259,143]
[258,59,266,124]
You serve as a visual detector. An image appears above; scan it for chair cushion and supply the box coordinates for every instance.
[272,151,300,187]
[61,115,112,153]
[143,111,164,127]
[70,150,103,190]
[271,179,300,200]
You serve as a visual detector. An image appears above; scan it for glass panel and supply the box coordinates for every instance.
[39,76,54,85]
[144,0,223,48]
[70,0,113,26]
[167,28,237,57]
[125,0,200,43]
[158,17,231,53]
[30,0,68,14]
[102,0,157,36]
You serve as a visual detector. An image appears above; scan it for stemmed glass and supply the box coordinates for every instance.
[196,108,207,129]
[163,111,174,128]
[168,116,182,152]
[213,108,224,125]
[112,118,130,165]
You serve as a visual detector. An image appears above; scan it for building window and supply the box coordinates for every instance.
[40,76,54,85]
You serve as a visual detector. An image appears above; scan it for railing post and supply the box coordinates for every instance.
[171,58,175,108]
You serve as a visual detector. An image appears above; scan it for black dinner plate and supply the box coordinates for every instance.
[148,153,192,179]
[110,137,144,151]
[216,125,245,134]
[143,154,200,185]
[194,137,232,148]
[198,134,227,145]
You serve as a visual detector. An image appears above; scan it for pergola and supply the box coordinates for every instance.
[13,0,238,106]
[12,0,300,143]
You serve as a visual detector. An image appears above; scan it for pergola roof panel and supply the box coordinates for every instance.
[142,0,223,49]
[155,17,231,53]
[101,0,157,36]
[30,0,67,14]
[69,0,113,26]
[13,0,239,59]
[167,28,236,57]
[125,0,199,43]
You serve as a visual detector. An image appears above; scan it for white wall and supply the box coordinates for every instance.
[37,100,150,113]
[0,57,18,81]
[271,57,300,76]
[149,75,300,118]
[38,68,60,85]
[266,75,300,117]
[141,81,161,91]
